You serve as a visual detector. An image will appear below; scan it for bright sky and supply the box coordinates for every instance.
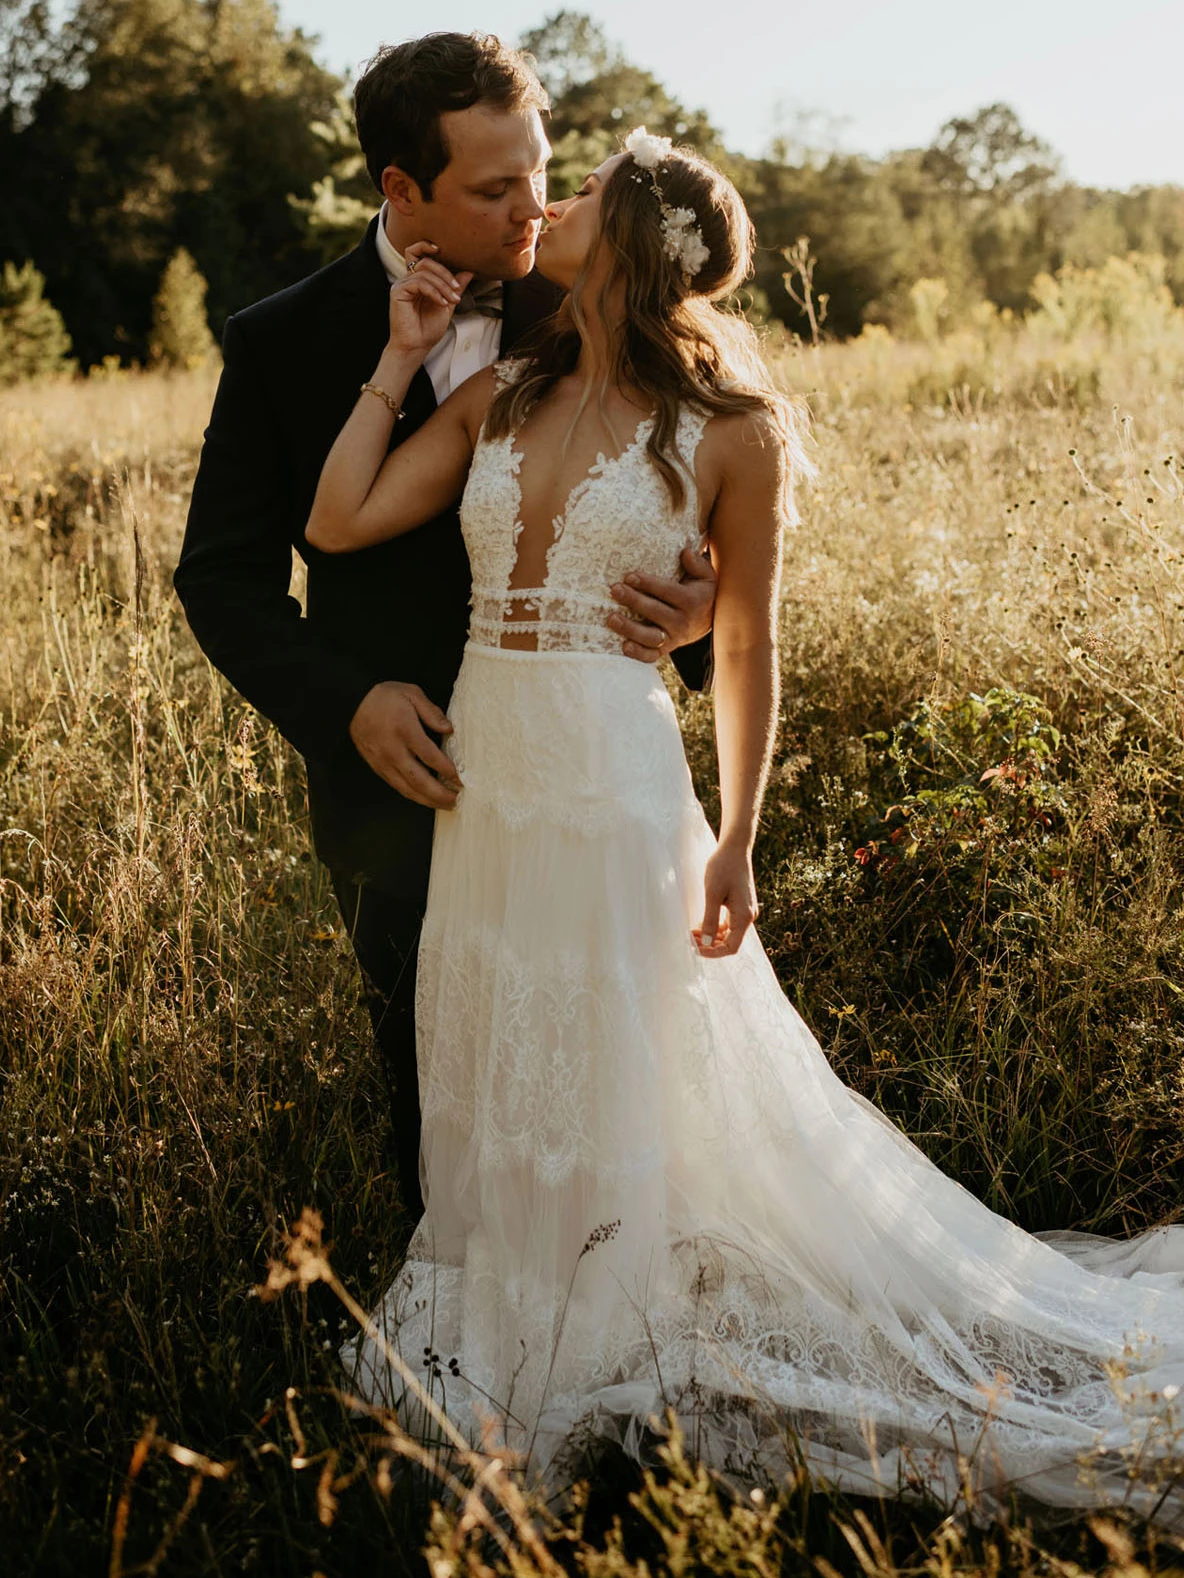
[277,0,1183,190]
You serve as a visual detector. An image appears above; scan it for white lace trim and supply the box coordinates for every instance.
[459,359,708,655]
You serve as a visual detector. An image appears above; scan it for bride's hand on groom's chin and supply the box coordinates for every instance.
[386,241,474,361]
[349,680,463,811]
[694,843,757,958]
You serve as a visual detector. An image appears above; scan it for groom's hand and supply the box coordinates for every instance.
[608,547,716,663]
[349,681,461,810]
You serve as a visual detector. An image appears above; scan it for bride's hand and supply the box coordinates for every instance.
[386,242,474,360]
[694,842,758,958]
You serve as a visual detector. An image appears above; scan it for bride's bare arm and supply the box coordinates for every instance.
[306,362,493,553]
[306,245,491,553]
[695,411,786,958]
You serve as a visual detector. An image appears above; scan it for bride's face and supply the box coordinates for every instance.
[535,153,626,289]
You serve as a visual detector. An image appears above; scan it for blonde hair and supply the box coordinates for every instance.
[486,143,813,514]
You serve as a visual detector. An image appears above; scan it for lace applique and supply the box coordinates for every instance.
[461,366,709,654]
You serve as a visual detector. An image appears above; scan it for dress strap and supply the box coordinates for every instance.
[491,356,530,390]
[674,404,712,528]
[476,359,531,450]
[676,402,712,459]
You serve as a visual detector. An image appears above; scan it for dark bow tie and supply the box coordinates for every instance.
[455,278,504,319]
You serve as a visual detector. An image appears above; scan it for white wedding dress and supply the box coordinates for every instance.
[344,364,1184,1523]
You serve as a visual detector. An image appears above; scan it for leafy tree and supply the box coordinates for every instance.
[550,61,720,152]
[921,103,1060,205]
[0,0,344,365]
[739,155,912,337]
[904,105,1065,313]
[876,150,982,325]
[288,89,377,267]
[149,246,217,368]
[1050,189,1129,269]
[5,0,1183,361]
[523,12,722,198]
[0,259,73,384]
[520,9,616,98]
[1117,184,1184,301]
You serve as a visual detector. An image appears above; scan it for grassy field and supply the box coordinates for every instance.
[1,287,1183,1574]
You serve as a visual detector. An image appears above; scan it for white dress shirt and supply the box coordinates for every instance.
[375,203,503,404]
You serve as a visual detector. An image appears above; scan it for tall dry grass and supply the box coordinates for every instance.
[1,282,1183,1573]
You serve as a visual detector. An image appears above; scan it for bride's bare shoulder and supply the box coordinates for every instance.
[699,403,787,494]
[703,402,784,450]
[445,364,504,442]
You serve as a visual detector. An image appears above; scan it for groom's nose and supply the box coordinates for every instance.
[513,187,546,223]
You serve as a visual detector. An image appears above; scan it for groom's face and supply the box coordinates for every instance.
[384,104,550,282]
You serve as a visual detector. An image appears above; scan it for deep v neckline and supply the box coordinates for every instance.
[505,410,655,554]
[459,387,710,655]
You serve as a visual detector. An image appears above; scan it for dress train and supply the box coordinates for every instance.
[344,644,1184,1523]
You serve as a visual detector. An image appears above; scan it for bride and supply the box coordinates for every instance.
[306,130,1184,1522]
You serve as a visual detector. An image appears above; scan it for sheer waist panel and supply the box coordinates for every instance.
[469,584,623,655]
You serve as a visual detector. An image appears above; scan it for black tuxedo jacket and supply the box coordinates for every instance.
[176,216,711,895]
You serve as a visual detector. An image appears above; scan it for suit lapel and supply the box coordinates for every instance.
[331,216,437,429]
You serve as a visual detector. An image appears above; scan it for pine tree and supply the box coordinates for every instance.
[0,261,74,386]
[150,248,217,370]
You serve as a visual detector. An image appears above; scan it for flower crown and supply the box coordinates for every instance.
[623,126,710,285]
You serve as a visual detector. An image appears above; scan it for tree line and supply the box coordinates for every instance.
[2,0,1182,380]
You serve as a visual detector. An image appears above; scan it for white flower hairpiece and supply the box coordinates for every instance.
[622,125,709,284]
[623,126,672,170]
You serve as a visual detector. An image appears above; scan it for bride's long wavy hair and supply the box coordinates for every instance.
[484,142,813,511]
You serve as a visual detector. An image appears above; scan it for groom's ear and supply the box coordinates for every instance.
[382,164,423,215]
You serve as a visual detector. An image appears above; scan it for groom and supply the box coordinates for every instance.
[175,32,716,1220]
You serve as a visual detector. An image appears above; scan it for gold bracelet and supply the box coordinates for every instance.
[359,382,405,419]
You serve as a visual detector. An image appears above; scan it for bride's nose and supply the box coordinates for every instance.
[543,196,566,223]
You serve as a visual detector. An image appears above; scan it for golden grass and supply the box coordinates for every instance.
[1,306,1182,1573]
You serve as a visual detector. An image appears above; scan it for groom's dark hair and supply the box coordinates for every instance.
[354,33,549,201]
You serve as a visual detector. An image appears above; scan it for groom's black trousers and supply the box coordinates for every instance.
[330,871,427,1222]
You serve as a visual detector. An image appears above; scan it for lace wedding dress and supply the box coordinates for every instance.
[344,363,1184,1523]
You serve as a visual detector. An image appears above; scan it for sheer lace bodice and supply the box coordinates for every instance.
[460,359,708,653]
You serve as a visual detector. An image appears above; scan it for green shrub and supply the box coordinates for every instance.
[149,248,218,370]
[0,261,74,386]
[856,688,1069,976]
[1029,251,1184,344]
